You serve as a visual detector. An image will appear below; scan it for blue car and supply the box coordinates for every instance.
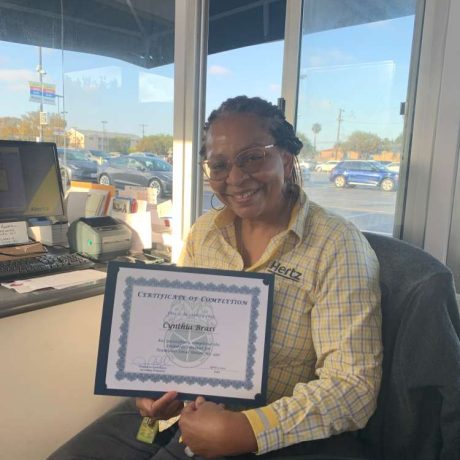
[329,160,399,192]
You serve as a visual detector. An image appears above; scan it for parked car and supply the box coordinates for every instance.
[130,152,171,163]
[299,164,311,183]
[315,160,340,172]
[299,159,317,171]
[129,151,157,157]
[329,160,399,191]
[387,162,401,172]
[97,154,172,197]
[57,148,98,183]
[87,149,111,165]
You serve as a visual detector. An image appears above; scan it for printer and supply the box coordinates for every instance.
[68,216,132,261]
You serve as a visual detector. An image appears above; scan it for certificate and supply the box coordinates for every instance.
[95,262,274,405]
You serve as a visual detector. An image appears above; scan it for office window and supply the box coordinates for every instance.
[201,0,286,214]
[296,0,416,235]
[0,0,175,250]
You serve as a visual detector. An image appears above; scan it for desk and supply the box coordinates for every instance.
[0,241,107,318]
[0,293,124,460]
[0,272,106,318]
[0,259,114,459]
[0,253,168,459]
[0,248,168,318]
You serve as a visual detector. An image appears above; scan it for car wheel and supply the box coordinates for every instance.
[99,174,111,185]
[381,178,395,192]
[334,175,347,188]
[148,178,163,197]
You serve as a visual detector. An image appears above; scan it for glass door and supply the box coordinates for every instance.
[293,0,418,235]
[199,0,287,216]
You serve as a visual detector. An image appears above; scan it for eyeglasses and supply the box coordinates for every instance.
[201,144,276,181]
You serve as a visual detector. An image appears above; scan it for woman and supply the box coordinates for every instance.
[139,96,382,458]
[50,96,382,459]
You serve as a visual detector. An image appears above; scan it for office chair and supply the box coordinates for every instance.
[358,232,460,460]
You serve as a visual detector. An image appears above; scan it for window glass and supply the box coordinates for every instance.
[201,0,286,214]
[112,157,128,167]
[152,159,172,171]
[296,0,416,235]
[0,0,175,255]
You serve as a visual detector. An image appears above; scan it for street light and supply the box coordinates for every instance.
[101,120,107,151]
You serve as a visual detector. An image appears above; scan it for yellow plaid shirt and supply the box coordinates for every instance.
[178,189,382,454]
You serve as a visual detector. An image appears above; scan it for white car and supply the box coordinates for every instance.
[315,160,340,172]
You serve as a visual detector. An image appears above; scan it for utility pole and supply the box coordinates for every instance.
[61,111,68,150]
[140,123,147,139]
[101,120,107,151]
[335,108,345,159]
[55,94,64,145]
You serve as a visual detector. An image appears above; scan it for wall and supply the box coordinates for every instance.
[0,296,123,460]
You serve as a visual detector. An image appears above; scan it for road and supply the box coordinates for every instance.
[201,172,397,235]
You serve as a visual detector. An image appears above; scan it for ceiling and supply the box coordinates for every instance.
[0,0,415,69]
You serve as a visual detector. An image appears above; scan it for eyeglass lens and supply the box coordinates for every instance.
[202,147,267,180]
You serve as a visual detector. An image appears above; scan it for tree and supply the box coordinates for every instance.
[0,116,21,140]
[0,111,67,145]
[296,132,315,160]
[132,134,173,157]
[311,123,322,152]
[108,137,131,154]
[342,130,382,160]
[392,132,404,154]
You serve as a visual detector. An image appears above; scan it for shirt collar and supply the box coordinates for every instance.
[287,187,310,241]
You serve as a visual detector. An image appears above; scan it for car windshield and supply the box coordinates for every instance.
[60,150,92,161]
[90,150,108,158]
[143,159,172,171]
[373,162,391,171]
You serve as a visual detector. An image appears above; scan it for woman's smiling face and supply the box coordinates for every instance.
[205,113,293,222]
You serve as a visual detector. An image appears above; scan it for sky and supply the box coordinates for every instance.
[0,13,415,150]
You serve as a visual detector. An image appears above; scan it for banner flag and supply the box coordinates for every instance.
[29,81,56,105]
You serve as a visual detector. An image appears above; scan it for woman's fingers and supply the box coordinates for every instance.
[136,397,155,415]
[135,392,183,420]
[195,396,206,407]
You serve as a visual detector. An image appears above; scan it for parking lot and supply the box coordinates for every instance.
[201,172,397,235]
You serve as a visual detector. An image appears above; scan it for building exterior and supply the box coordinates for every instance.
[318,148,400,163]
[66,128,140,151]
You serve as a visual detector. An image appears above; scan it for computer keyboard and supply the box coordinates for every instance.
[0,253,96,282]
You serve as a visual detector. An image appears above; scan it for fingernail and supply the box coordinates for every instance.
[147,417,157,427]
[184,446,195,457]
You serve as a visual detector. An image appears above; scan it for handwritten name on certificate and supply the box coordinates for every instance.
[95,262,274,405]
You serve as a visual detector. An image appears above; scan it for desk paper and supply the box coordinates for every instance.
[0,221,29,246]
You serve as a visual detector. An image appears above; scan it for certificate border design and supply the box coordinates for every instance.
[115,276,260,390]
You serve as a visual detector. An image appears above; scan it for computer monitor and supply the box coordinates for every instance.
[0,140,65,222]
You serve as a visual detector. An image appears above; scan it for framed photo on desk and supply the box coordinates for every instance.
[95,262,274,406]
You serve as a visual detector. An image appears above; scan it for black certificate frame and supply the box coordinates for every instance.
[95,261,274,407]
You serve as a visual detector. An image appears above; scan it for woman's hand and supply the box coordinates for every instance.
[179,396,257,458]
[135,391,184,421]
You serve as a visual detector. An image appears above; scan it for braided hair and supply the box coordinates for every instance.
[200,96,304,188]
